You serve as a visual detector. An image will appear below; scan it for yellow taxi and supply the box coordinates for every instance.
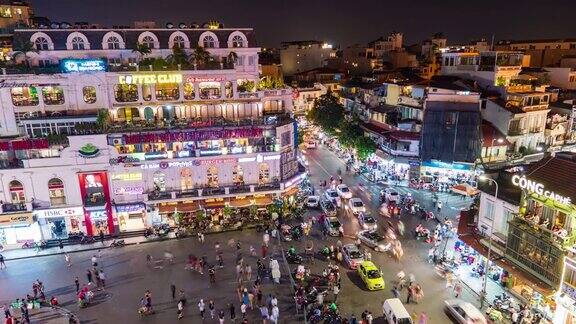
[357,260,385,290]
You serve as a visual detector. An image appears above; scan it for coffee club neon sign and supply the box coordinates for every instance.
[511,175,572,205]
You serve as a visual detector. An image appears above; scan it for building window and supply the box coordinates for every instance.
[71,36,86,50]
[114,84,139,102]
[231,35,245,48]
[42,86,65,105]
[117,107,140,122]
[207,165,219,187]
[9,180,25,204]
[484,200,494,221]
[142,84,152,101]
[225,81,233,98]
[155,83,180,101]
[34,37,49,51]
[248,56,255,66]
[83,86,97,104]
[259,163,270,185]
[232,165,244,185]
[237,56,244,66]
[180,168,193,190]
[0,7,12,18]
[183,82,196,100]
[107,36,121,49]
[172,35,185,49]
[142,35,155,49]
[48,178,66,206]
[11,87,39,106]
[203,35,216,48]
[199,82,221,99]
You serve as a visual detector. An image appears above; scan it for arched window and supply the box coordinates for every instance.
[203,35,216,48]
[142,35,155,49]
[34,37,49,50]
[153,171,166,192]
[180,168,193,190]
[172,35,185,49]
[258,163,270,185]
[231,35,245,48]
[232,165,244,185]
[71,36,86,50]
[207,165,218,187]
[8,180,25,204]
[48,178,66,206]
[107,36,121,49]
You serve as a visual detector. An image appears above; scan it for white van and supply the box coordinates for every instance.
[383,298,413,324]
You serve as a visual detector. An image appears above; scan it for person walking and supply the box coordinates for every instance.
[86,269,93,283]
[263,231,270,248]
[259,305,269,323]
[198,299,205,319]
[245,264,252,282]
[454,281,462,298]
[392,285,400,298]
[229,303,236,321]
[418,312,428,324]
[406,285,414,304]
[98,269,106,289]
[99,229,105,245]
[170,284,176,299]
[198,232,205,244]
[218,310,225,324]
[64,253,71,268]
[333,284,340,302]
[74,277,80,293]
[209,300,215,319]
[209,265,216,283]
[58,240,64,250]
[0,254,6,269]
[271,305,279,324]
[177,300,184,319]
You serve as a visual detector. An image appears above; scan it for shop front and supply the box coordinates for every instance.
[420,160,477,186]
[78,172,115,236]
[115,202,147,232]
[556,256,576,323]
[368,150,419,182]
[35,206,85,240]
[0,212,42,247]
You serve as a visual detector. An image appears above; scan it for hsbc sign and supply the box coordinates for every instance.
[36,207,84,219]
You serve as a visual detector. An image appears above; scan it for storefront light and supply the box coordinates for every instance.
[246,146,253,154]
[274,144,280,152]
[222,147,229,155]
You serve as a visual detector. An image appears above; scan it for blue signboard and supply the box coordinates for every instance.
[61,59,107,73]
[421,160,473,171]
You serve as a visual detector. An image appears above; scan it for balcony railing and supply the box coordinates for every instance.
[508,129,525,136]
[255,182,281,192]
[174,189,199,199]
[229,184,251,194]
[1,202,28,213]
[201,187,226,197]
[511,213,575,248]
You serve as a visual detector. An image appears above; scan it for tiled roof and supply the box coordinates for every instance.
[388,131,420,141]
[361,122,392,135]
[481,122,511,148]
[525,153,576,202]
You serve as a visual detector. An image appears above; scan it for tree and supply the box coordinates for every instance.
[96,109,111,131]
[191,46,212,67]
[166,46,189,67]
[237,80,255,93]
[12,39,38,68]
[227,51,238,65]
[306,91,345,134]
[354,135,377,161]
[132,42,151,61]
[336,119,363,148]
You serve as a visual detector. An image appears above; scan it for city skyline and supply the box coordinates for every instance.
[30,0,576,47]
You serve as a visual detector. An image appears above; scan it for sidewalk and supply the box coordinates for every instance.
[1,233,176,261]
[7,306,76,324]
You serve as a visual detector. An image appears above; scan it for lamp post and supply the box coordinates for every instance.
[479,175,498,309]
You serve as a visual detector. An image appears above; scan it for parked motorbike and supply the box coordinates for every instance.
[286,253,303,264]
[80,236,95,244]
[110,239,125,247]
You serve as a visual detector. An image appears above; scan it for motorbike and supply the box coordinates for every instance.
[286,252,303,264]
[110,239,125,247]
[80,236,95,244]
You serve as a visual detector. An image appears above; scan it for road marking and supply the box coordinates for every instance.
[307,154,333,178]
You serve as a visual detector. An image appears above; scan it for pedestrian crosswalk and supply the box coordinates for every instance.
[391,186,475,215]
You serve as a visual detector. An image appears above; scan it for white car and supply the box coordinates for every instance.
[336,184,352,199]
[323,189,341,207]
[320,199,337,216]
[444,299,487,324]
[341,244,365,269]
[306,196,320,208]
[357,230,389,252]
[358,212,378,230]
[383,188,399,203]
[305,141,317,149]
[348,198,366,215]
[323,216,343,236]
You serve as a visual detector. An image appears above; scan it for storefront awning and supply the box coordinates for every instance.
[158,202,199,214]
[457,213,556,297]
[203,200,226,209]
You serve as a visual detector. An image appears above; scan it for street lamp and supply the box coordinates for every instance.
[478,174,499,308]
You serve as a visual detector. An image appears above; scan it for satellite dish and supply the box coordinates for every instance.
[166,22,174,29]
[178,23,187,29]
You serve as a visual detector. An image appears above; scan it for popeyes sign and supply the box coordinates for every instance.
[512,175,572,205]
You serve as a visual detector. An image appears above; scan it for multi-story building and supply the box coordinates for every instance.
[496,38,576,67]
[292,83,327,116]
[279,40,337,76]
[0,25,301,247]
[544,67,576,90]
[483,91,551,152]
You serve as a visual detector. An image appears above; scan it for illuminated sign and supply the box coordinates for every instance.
[0,213,33,225]
[140,158,237,170]
[113,186,144,195]
[111,172,143,181]
[119,74,183,85]
[78,143,100,158]
[186,76,224,83]
[36,207,84,218]
[61,59,107,73]
[511,175,572,205]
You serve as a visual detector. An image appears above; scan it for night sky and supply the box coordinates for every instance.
[30,0,576,47]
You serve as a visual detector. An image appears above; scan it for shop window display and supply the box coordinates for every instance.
[81,174,107,206]
[42,86,65,105]
[156,83,180,101]
[153,171,166,192]
[225,81,233,98]
[259,163,270,184]
[82,86,97,104]
[114,84,139,102]
[11,87,39,106]
[232,165,244,185]
[142,84,153,101]
[183,82,195,100]
[48,178,66,206]
[199,82,221,99]
[180,168,193,190]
